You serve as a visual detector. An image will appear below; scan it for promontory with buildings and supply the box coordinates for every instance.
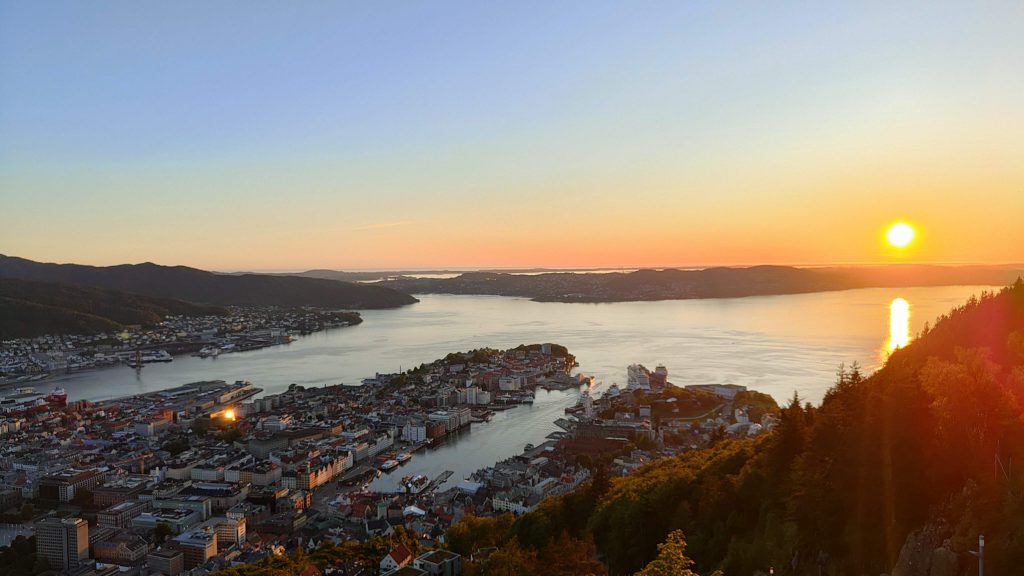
[0,342,777,576]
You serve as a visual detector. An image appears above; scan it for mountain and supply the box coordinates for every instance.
[376,264,1024,302]
[0,255,418,309]
[445,280,1024,575]
[0,278,224,339]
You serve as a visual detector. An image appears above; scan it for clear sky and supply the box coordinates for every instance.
[1,2,1022,271]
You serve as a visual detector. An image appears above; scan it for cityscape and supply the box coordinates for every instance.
[2,3,1023,576]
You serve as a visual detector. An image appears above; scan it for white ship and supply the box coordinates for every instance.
[399,474,429,494]
[626,364,651,390]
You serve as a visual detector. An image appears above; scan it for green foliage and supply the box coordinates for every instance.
[162,436,190,455]
[153,522,172,545]
[0,535,41,576]
[634,530,696,576]
[219,427,244,444]
[0,277,225,339]
[447,513,515,556]
[213,530,421,576]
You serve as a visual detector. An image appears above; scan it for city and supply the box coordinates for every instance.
[1,343,778,575]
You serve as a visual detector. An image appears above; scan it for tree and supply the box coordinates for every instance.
[162,436,190,456]
[481,538,538,575]
[20,502,34,521]
[153,522,172,545]
[635,530,697,576]
[538,532,607,576]
[73,487,93,508]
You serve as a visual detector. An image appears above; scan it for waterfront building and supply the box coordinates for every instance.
[402,418,427,442]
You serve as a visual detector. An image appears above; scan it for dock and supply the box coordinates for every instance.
[424,470,454,493]
[338,464,377,485]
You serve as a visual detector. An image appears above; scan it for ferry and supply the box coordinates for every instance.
[379,459,400,472]
[399,474,429,494]
[126,350,173,368]
[195,346,221,358]
[46,387,68,406]
[396,452,412,464]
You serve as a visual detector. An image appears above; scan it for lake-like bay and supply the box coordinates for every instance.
[45,285,994,490]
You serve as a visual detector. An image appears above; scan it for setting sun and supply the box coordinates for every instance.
[886,222,916,248]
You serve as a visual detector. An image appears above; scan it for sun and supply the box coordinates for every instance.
[886,222,915,248]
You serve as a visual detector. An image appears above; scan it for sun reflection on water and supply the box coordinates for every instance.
[888,297,910,353]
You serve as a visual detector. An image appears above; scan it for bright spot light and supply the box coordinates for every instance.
[886,222,915,248]
[223,409,236,421]
[888,297,910,352]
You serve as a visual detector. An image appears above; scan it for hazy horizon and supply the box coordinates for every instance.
[4,252,1024,275]
[3,3,1023,269]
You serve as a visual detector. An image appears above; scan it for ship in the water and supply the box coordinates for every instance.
[1,387,51,415]
[46,387,68,406]
[399,474,429,494]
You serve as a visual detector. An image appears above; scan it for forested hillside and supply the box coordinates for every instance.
[0,255,418,309]
[0,278,224,338]
[447,279,1024,575]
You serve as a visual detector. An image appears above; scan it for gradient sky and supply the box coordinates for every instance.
[1,2,1022,271]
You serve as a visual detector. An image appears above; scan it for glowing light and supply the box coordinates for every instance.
[886,222,915,248]
[888,297,910,352]
[223,409,236,421]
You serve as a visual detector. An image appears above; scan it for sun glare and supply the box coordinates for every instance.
[886,222,915,248]
[888,297,910,352]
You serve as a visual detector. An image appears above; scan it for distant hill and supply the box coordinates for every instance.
[377,264,1024,302]
[0,255,418,309]
[0,278,224,339]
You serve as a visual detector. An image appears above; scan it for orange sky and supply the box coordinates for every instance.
[2,3,1022,271]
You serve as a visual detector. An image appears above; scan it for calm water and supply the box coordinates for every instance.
[43,286,992,489]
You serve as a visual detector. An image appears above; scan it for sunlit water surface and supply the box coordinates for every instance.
[41,286,991,489]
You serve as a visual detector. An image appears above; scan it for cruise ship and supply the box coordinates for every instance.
[626,364,651,390]
[0,387,50,415]
[126,350,173,368]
